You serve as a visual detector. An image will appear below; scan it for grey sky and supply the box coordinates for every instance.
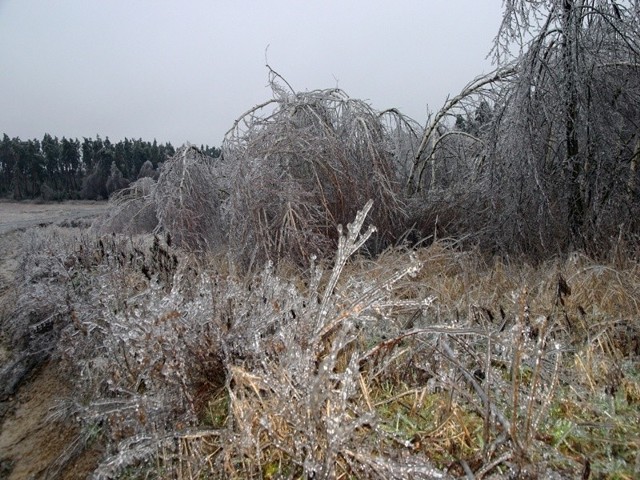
[0,1,503,147]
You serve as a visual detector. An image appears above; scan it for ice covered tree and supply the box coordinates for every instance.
[489,0,640,252]
[105,160,129,196]
[414,1,640,255]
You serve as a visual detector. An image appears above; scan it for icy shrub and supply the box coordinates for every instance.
[153,145,225,251]
[0,228,78,398]
[94,145,224,251]
[137,159,157,180]
[221,71,421,268]
[93,176,158,236]
[52,201,450,478]
[214,200,446,479]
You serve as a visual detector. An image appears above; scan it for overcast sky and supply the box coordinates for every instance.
[0,1,504,147]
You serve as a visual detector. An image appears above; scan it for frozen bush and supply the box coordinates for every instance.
[51,201,451,478]
[93,176,159,236]
[221,70,421,268]
[153,145,225,251]
[137,159,157,180]
[94,146,224,251]
[213,201,446,479]
[0,227,88,399]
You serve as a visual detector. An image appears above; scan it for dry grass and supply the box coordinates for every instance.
[339,243,640,478]
[2,211,639,479]
[84,245,639,479]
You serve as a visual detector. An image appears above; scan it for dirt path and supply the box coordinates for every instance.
[0,202,107,479]
[0,362,79,479]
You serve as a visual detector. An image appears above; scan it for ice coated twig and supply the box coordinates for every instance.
[314,199,376,336]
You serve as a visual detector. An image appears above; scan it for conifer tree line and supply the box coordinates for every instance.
[0,133,221,200]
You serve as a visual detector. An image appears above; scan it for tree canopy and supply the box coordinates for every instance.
[0,134,221,200]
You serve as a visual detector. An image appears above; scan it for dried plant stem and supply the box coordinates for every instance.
[440,337,513,442]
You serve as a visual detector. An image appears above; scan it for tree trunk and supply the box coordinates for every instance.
[562,0,584,245]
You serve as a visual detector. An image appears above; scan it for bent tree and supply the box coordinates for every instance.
[492,0,640,252]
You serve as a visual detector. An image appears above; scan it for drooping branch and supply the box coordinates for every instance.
[221,74,415,268]
[406,66,516,194]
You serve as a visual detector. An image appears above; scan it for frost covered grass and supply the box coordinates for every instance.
[2,83,639,477]
[3,203,639,479]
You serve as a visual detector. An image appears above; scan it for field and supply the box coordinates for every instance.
[0,199,639,479]
[0,200,108,235]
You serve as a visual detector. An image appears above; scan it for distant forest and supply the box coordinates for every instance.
[0,134,221,200]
